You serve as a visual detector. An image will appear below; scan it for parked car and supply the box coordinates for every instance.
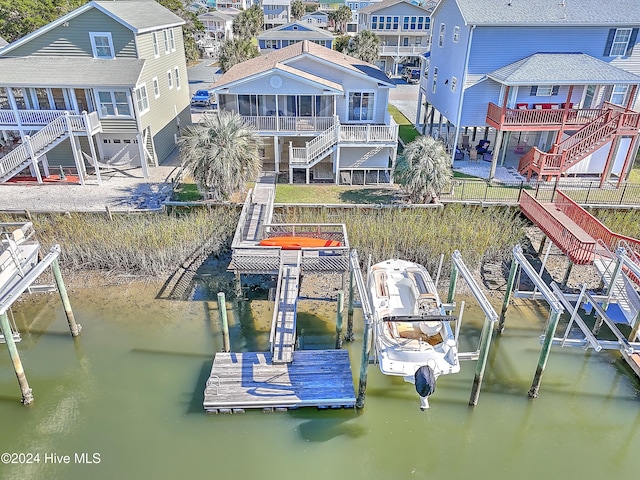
[402,67,420,84]
[191,89,213,108]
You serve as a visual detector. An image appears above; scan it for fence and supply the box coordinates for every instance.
[441,179,640,207]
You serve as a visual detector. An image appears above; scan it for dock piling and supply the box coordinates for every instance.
[51,253,81,336]
[0,312,33,405]
[447,262,459,307]
[528,310,562,398]
[217,292,230,352]
[346,270,355,341]
[335,290,344,349]
[498,259,519,333]
[356,320,372,409]
[469,316,493,406]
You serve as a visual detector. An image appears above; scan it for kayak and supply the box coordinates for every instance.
[259,236,342,250]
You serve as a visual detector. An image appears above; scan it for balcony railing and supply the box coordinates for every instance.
[486,103,603,130]
[379,45,430,56]
[240,115,336,133]
[339,124,398,143]
[0,109,75,127]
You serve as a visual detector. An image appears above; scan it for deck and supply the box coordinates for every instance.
[203,350,356,413]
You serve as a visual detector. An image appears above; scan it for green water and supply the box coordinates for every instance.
[0,280,639,480]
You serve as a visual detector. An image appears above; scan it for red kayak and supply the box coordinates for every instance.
[259,236,342,250]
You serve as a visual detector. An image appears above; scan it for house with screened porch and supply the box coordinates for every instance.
[418,0,640,185]
[209,40,398,184]
[0,0,191,185]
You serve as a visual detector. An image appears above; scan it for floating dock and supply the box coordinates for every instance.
[203,350,355,413]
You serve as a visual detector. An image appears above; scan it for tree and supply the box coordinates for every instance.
[329,5,352,34]
[333,34,351,53]
[347,30,380,64]
[232,4,264,39]
[394,136,452,203]
[217,38,259,73]
[179,111,262,201]
[291,0,305,20]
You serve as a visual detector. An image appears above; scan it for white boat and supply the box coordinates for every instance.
[368,258,460,409]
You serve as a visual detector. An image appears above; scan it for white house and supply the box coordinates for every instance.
[209,40,398,184]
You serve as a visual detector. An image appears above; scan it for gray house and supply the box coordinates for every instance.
[0,0,191,184]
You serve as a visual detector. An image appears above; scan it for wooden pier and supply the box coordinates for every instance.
[204,172,355,412]
[203,350,355,413]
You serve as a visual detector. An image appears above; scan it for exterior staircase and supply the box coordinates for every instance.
[349,145,384,169]
[289,124,340,169]
[518,105,640,181]
[0,112,100,183]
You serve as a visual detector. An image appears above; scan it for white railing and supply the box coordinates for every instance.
[290,124,340,166]
[240,115,336,133]
[0,109,72,127]
[339,123,398,143]
[0,113,94,179]
[379,45,430,55]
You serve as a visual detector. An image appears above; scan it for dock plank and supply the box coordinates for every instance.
[203,350,356,412]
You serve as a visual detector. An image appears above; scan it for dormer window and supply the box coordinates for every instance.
[604,28,637,57]
[89,32,114,59]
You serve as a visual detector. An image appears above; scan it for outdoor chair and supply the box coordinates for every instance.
[460,135,471,152]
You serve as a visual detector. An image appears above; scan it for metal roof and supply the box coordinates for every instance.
[487,53,640,85]
[0,56,145,88]
[454,0,640,26]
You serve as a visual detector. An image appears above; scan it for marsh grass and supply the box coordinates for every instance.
[2,208,239,277]
[275,204,527,275]
[590,208,640,239]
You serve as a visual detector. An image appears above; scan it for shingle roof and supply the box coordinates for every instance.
[487,53,640,85]
[93,1,185,32]
[0,57,145,87]
[198,11,233,22]
[212,40,393,89]
[257,22,334,40]
[454,0,640,26]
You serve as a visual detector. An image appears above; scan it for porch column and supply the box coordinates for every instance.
[137,132,149,179]
[389,146,397,184]
[273,135,280,173]
[428,107,435,137]
[599,135,621,188]
[555,85,575,145]
[422,101,430,135]
[415,89,424,130]
[334,146,341,185]
[23,136,43,184]
[624,84,638,110]
[618,135,639,187]
[488,130,504,181]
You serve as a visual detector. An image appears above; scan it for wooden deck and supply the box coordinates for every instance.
[271,251,301,363]
[203,350,356,413]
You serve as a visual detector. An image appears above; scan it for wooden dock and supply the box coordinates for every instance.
[271,251,301,363]
[203,350,356,413]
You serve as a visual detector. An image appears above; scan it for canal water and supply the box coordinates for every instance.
[0,272,639,480]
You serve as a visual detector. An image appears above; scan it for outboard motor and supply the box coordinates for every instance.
[414,365,436,410]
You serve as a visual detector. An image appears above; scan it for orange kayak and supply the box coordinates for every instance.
[259,236,342,250]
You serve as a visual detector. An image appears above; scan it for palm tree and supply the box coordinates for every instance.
[291,0,305,20]
[329,5,352,34]
[217,38,259,73]
[347,30,380,64]
[179,111,262,201]
[232,4,264,39]
[394,136,452,203]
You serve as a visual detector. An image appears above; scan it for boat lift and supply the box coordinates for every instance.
[500,244,640,398]
[353,249,500,408]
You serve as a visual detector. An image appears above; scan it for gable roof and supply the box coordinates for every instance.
[360,0,430,14]
[198,11,234,22]
[257,22,334,40]
[212,40,393,89]
[0,56,145,87]
[0,1,184,56]
[487,53,640,85]
[451,0,640,26]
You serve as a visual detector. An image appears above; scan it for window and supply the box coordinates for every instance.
[163,30,170,54]
[432,67,438,93]
[152,77,160,98]
[453,26,460,42]
[167,70,173,89]
[610,84,629,105]
[403,16,409,30]
[97,90,131,117]
[89,32,114,59]
[393,16,399,30]
[135,85,149,114]
[451,76,457,92]
[349,92,374,121]
[438,23,445,47]
[530,85,559,96]
[174,67,181,90]
[418,17,426,30]
[169,29,176,51]
[372,15,377,29]
[605,28,638,57]
[152,32,159,57]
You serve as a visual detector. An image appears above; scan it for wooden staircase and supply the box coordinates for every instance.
[518,105,640,181]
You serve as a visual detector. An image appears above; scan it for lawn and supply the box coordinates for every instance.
[274,184,399,204]
[388,105,420,145]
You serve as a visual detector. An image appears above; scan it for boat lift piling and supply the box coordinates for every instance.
[217,292,230,352]
[51,250,81,337]
[0,312,33,405]
[449,251,500,406]
[350,250,373,409]
[346,269,355,341]
[335,290,344,349]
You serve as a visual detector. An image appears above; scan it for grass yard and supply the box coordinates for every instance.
[275,184,399,204]
[388,105,420,145]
